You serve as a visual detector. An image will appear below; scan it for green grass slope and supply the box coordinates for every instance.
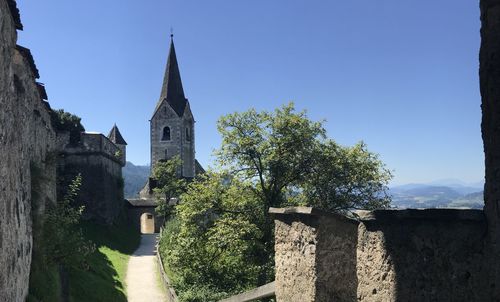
[69,221,140,302]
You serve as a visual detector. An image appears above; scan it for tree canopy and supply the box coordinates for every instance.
[216,103,392,212]
[159,103,392,302]
[152,155,187,218]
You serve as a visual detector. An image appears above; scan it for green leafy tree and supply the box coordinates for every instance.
[304,140,392,212]
[216,103,391,283]
[217,103,391,212]
[152,155,187,218]
[217,103,326,210]
[160,173,264,301]
[161,103,392,300]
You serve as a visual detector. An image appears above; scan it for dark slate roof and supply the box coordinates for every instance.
[36,82,47,100]
[108,124,127,145]
[7,0,23,30]
[127,199,157,207]
[195,159,205,175]
[16,45,39,79]
[153,38,188,118]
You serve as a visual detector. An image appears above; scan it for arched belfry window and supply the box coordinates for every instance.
[186,127,191,142]
[162,126,171,141]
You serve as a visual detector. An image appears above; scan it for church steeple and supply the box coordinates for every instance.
[108,124,127,145]
[154,36,187,117]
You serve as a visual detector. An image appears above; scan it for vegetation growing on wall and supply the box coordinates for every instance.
[50,109,85,144]
[28,175,95,302]
[159,103,392,301]
[28,170,140,302]
[44,175,95,266]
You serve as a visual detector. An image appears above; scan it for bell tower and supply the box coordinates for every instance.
[149,36,195,178]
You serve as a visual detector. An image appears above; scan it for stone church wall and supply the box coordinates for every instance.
[151,103,183,169]
[181,110,195,178]
[0,1,57,300]
[58,132,125,224]
[150,102,195,178]
[272,207,489,302]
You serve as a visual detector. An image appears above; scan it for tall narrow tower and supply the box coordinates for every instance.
[108,124,127,166]
[150,36,195,178]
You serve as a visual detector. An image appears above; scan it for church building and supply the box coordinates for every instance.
[150,35,196,177]
[133,36,203,231]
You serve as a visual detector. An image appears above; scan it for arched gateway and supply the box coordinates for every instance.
[126,199,162,233]
[140,212,155,234]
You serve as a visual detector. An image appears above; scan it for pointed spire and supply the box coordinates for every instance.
[154,36,187,117]
[108,124,127,145]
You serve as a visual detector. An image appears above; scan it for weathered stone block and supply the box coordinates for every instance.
[272,207,489,302]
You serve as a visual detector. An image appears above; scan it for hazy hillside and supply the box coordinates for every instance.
[123,162,149,198]
[122,166,485,208]
[447,191,484,209]
[390,184,484,209]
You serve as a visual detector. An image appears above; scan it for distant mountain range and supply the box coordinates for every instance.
[122,162,485,209]
[123,161,149,198]
[390,180,484,209]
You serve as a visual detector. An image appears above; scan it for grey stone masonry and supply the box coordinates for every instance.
[1,0,57,300]
[150,101,195,178]
[271,207,489,302]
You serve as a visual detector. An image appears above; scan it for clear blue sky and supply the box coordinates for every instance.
[16,0,483,186]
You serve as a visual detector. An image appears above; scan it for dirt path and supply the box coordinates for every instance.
[126,234,167,302]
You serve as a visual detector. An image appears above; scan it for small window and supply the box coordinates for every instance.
[147,214,153,219]
[162,127,171,141]
[186,128,191,142]
[164,149,168,159]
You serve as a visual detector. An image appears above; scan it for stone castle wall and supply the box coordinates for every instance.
[0,1,57,300]
[58,132,125,224]
[58,132,125,165]
[272,207,489,302]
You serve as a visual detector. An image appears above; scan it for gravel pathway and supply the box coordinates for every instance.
[126,234,167,302]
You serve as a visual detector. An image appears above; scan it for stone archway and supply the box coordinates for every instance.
[140,212,155,234]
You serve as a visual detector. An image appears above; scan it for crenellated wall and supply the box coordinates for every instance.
[0,1,57,300]
[272,207,489,302]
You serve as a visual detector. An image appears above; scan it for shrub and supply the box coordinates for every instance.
[43,174,95,268]
[50,109,85,145]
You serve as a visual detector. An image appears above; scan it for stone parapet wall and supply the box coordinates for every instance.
[356,209,488,302]
[272,207,489,302]
[59,132,125,166]
[0,1,57,300]
[273,208,359,302]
